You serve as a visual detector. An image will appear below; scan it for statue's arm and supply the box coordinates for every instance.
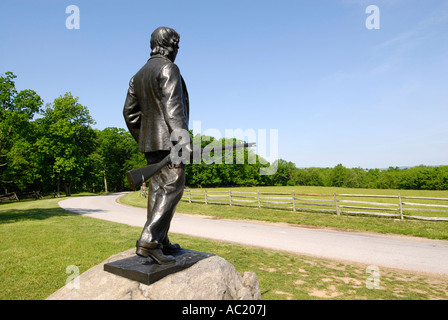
[159,64,189,136]
[123,76,141,143]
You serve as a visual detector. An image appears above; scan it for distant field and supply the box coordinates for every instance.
[182,186,448,218]
[196,185,448,196]
[121,186,448,240]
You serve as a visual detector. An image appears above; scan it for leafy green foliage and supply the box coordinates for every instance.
[35,92,96,195]
[0,72,43,190]
[185,135,270,187]
[291,164,448,190]
[88,127,146,192]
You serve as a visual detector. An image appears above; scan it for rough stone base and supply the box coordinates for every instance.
[103,249,214,285]
[46,249,262,300]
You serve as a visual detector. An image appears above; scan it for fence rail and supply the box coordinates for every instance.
[0,191,44,202]
[0,192,19,202]
[179,189,448,222]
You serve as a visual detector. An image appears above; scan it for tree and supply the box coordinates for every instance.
[0,71,43,192]
[91,127,145,192]
[35,92,95,196]
[330,164,347,187]
[268,159,298,186]
[296,167,325,186]
[184,134,267,187]
[344,167,364,188]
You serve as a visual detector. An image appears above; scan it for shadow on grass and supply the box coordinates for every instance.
[0,207,76,224]
[0,192,113,224]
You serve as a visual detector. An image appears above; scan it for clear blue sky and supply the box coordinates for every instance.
[1,0,447,169]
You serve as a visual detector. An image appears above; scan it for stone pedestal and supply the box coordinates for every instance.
[103,249,214,285]
[46,248,261,300]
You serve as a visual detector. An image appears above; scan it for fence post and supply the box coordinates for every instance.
[229,189,232,206]
[292,190,296,212]
[334,192,340,216]
[399,193,403,220]
[205,190,208,204]
[257,190,261,209]
[188,189,191,203]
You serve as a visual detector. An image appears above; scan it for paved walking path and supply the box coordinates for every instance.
[58,193,448,276]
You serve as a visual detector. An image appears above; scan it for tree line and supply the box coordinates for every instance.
[271,161,448,191]
[1,71,447,196]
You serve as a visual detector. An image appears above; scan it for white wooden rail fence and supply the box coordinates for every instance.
[178,189,448,222]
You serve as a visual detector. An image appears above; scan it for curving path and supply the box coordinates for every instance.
[58,193,448,276]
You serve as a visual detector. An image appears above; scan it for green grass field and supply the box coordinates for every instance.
[0,196,138,299]
[1,190,448,300]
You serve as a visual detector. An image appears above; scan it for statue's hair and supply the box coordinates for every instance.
[150,27,180,57]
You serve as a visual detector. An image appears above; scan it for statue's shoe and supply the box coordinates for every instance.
[136,241,175,265]
[162,242,181,255]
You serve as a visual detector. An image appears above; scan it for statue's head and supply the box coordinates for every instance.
[150,27,180,62]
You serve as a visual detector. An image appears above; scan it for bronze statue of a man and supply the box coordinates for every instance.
[123,27,189,264]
